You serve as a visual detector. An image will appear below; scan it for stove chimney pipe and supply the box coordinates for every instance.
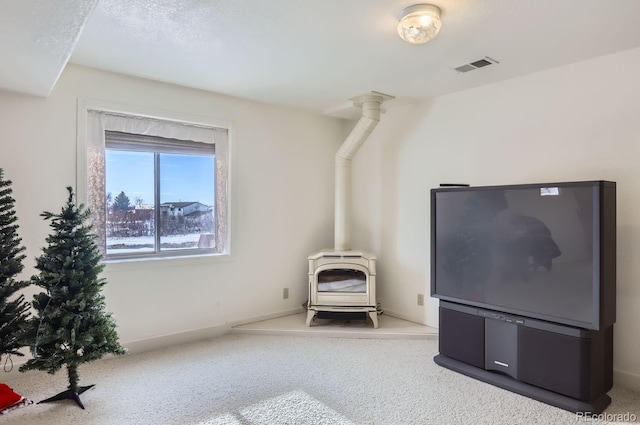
[334,91,394,251]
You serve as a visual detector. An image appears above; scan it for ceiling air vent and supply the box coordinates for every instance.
[454,64,476,73]
[454,56,499,73]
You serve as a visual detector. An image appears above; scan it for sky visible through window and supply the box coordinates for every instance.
[106,150,215,206]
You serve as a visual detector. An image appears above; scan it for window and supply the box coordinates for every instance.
[78,102,230,261]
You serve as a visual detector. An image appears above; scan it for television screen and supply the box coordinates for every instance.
[431,181,616,330]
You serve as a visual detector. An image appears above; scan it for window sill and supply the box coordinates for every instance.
[101,251,232,272]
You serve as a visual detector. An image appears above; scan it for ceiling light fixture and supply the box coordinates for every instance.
[397,4,442,44]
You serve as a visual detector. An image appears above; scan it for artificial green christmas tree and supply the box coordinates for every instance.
[20,187,125,409]
[0,169,30,364]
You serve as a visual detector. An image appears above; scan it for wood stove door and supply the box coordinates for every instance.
[311,263,373,307]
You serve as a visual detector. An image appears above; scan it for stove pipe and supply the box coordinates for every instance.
[334,91,394,251]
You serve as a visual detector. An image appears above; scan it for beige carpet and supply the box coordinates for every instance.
[1,334,639,424]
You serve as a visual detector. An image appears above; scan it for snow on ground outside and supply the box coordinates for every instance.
[106,234,208,253]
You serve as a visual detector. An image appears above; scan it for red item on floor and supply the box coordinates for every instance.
[0,383,27,413]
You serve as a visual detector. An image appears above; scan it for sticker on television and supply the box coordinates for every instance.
[540,187,559,196]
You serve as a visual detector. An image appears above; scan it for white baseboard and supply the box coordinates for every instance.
[383,309,429,326]
[228,307,306,328]
[613,368,640,392]
[3,309,306,383]
[123,322,231,355]
[0,322,231,383]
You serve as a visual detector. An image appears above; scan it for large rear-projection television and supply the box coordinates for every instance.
[431,180,616,330]
[430,180,616,413]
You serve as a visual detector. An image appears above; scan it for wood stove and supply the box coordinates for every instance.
[306,250,377,328]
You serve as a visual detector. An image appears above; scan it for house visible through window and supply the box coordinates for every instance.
[80,105,230,261]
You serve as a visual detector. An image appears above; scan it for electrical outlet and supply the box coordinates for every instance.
[417,293,424,306]
[283,288,289,299]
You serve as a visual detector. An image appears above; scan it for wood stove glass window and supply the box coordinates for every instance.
[317,269,367,293]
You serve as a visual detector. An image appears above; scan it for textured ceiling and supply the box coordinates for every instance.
[3,0,640,116]
[0,0,98,96]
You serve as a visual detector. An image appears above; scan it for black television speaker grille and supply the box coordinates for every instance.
[439,307,485,368]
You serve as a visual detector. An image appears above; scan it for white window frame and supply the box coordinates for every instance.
[77,98,233,263]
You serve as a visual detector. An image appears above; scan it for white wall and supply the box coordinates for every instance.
[352,47,640,390]
[0,64,344,349]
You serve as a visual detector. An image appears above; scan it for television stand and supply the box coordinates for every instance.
[437,301,613,414]
[434,354,611,413]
